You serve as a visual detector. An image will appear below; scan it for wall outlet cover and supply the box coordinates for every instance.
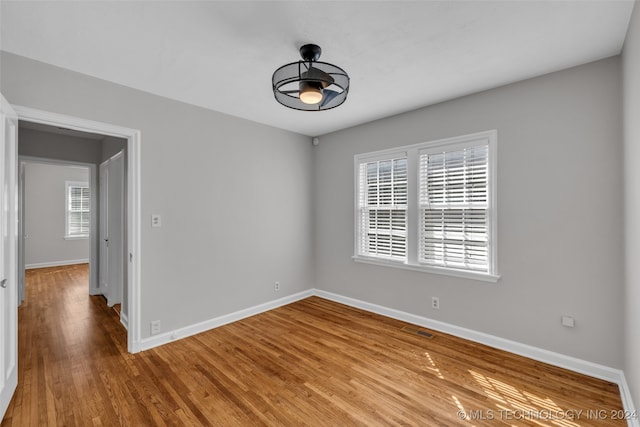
[561,315,575,328]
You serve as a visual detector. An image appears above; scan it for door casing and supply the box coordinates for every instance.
[0,94,18,423]
[12,105,142,354]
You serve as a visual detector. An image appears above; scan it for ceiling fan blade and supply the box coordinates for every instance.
[302,67,335,88]
[280,90,299,94]
[320,89,340,108]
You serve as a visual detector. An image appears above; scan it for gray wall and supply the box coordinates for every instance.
[101,135,126,162]
[1,51,314,338]
[24,162,90,267]
[19,127,102,164]
[314,57,624,368]
[623,0,640,408]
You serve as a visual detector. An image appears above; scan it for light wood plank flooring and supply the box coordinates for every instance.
[2,264,626,426]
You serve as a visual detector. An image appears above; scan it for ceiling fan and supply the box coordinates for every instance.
[272,44,350,111]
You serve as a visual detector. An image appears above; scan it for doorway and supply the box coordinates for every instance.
[19,157,97,306]
[13,106,142,353]
[19,124,125,321]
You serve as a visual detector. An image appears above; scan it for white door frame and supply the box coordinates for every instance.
[0,95,18,422]
[17,163,24,305]
[19,157,98,294]
[13,106,142,354]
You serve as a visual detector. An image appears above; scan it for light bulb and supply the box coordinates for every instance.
[299,81,323,105]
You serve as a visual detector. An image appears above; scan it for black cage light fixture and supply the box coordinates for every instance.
[272,44,350,111]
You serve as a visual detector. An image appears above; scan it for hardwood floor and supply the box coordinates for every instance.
[2,264,626,426]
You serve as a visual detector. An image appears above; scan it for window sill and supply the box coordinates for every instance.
[352,255,500,283]
[64,235,89,241]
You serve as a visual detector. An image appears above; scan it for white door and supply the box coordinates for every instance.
[99,161,109,300]
[0,95,18,419]
[108,152,124,307]
[100,151,124,307]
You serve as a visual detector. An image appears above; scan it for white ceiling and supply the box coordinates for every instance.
[0,1,635,137]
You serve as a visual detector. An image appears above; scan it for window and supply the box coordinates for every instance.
[419,144,489,272]
[65,181,90,239]
[357,157,408,260]
[354,130,498,282]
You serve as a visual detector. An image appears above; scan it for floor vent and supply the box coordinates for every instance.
[401,326,434,339]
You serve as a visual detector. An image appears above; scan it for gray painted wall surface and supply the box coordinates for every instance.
[314,57,624,368]
[19,127,102,164]
[623,0,640,408]
[1,51,314,338]
[24,162,89,267]
[101,135,126,162]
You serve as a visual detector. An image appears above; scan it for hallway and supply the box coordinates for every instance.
[2,264,128,425]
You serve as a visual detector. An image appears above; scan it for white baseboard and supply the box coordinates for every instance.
[26,259,89,269]
[135,287,637,426]
[313,289,638,427]
[314,290,619,381]
[138,289,314,351]
[618,374,640,427]
[120,311,128,331]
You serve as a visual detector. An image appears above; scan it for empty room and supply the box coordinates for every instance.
[1,0,640,425]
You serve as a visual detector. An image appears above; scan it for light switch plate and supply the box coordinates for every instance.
[151,214,162,228]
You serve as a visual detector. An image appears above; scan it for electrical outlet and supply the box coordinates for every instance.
[432,297,440,310]
[561,315,575,328]
[150,320,161,335]
[274,281,280,291]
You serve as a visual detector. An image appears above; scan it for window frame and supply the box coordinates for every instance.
[355,153,409,261]
[353,130,499,282]
[65,180,90,240]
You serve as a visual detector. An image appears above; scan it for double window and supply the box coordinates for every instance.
[354,130,498,282]
[65,181,90,239]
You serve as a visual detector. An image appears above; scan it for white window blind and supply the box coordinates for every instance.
[357,157,408,260]
[354,130,498,282]
[66,182,90,237]
[419,145,489,272]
